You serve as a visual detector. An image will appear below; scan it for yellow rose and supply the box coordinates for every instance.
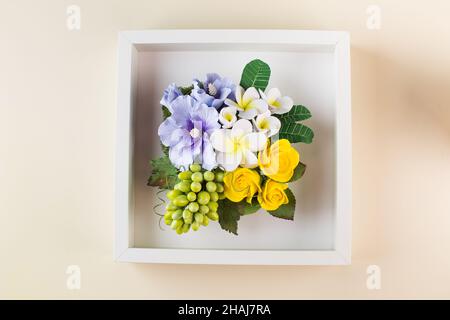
[257,179,289,211]
[223,168,261,203]
[258,139,300,182]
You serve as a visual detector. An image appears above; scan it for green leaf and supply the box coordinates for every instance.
[276,105,311,123]
[278,123,314,144]
[217,199,242,235]
[289,162,306,182]
[217,199,261,235]
[180,85,194,95]
[240,59,271,91]
[162,105,171,120]
[267,189,296,220]
[161,144,169,157]
[147,156,179,189]
[237,200,261,215]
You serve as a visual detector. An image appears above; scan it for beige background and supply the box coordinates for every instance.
[1,0,449,299]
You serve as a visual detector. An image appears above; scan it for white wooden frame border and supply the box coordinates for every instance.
[115,30,351,265]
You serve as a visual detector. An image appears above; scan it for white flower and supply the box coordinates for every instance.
[225,86,268,119]
[259,88,293,114]
[255,111,281,137]
[210,119,267,171]
[219,106,237,128]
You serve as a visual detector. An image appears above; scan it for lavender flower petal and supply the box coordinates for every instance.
[160,83,182,111]
[169,142,193,171]
[158,94,220,170]
[201,133,217,170]
[190,74,236,109]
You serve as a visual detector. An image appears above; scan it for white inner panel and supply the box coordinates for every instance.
[132,46,336,250]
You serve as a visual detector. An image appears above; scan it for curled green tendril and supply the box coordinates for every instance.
[153,189,167,231]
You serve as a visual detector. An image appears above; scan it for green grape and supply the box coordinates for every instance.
[182,223,190,233]
[203,171,215,181]
[210,191,219,202]
[183,209,194,222]
[166,203,178,211]
[216,182,224,193]
[171,219,183,230]
[173,195,189,207]
[177,180,191,193]
[164,212,173,224]
[192,221,200,231]
[207,201,218,213]
[166,168,223,233]
[215,171,224,182]
[187,192,197,202]
[201,216,210,226]
[171,209,183,220]
[199,205,209,214]
[190,181,202,193]
[191,172,203,183]
[197,191,210,205]
[188,202,199,213]
[164,211,173,220]
[194,213,204,224]
[207,211,219,221]
[206,181,217,193]
[166,189,182,200]
[178,170,192,181]
[176,224,184,235]
[190,163,202,172]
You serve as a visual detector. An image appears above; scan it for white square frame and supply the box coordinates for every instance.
[115,30,351,265]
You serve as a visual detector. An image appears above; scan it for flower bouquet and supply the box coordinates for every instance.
[148,59,314,235]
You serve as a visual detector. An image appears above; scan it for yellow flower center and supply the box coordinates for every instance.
[240,97,254,111]
[230,137,241,152]
[271,99,281,108]
[224,113,233,121]
[259,119,269,130]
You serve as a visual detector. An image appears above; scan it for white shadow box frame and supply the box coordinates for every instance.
[115,30,351,265]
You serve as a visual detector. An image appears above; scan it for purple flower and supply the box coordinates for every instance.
[160,83,182,111]
[158,95,220,170]
[191,73,236,109]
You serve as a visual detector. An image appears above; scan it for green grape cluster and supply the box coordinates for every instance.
[163,164,225,235]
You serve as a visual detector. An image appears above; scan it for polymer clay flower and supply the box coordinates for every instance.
[158,95,220,170]
[223,168,261,203]
[257,179,289,211]
[225,86,268,119]
[210,119,267,171]
[191,73,236,109]
[255,111,281,137]
[258,139,300,182]
[219,107,237,128]
[160,83,182,111]
[259,88,293,114]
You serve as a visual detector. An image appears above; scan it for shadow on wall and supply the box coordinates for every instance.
[123,44,450,299]
[351,44,450,261]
